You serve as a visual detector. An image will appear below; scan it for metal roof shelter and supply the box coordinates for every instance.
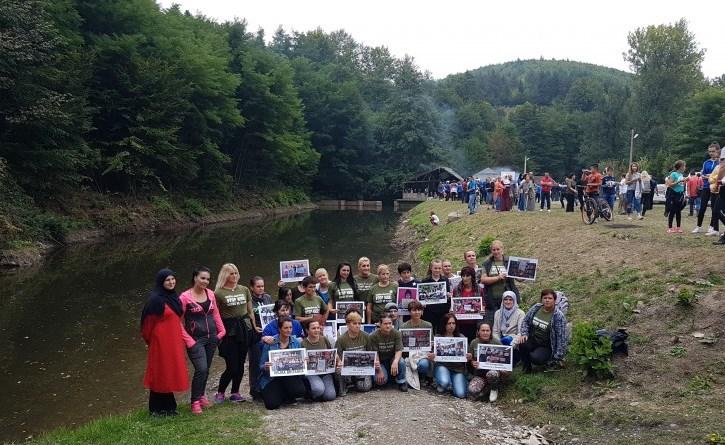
[473,166,519,179]
[398,167,464,204]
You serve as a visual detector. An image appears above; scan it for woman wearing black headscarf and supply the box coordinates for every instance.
[141,269,188,416]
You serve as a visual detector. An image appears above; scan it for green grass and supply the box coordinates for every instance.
[29,404,263,445]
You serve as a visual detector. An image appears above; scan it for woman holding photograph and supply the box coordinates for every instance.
[421,259,452,332]
[259,317,306,410]
[328,262,358,317]
[452,266,486,341]
[480,240,520,326]
[401,301,434,382]
[179,267,226,415]
[370,315,407,391]
[301,320,337,402]
[314,268,334,319]
[431,313,468,399]
[213,263,255,404]
[335,309,377,396]
[493,291,525,347]
[249,276,273,400]
[519,289,568,373]
[293,276,328,325]
[467,322,505,402]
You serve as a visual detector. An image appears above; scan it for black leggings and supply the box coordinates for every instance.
[668,191,684,228]
[218,337,248,394]
[149,391,176,415]
[697,188,719,230]
[520,335,552,369]
[261,376,306,410]
[248,333,262,397]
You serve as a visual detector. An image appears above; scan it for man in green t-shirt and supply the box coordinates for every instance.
[369,316,407,391]
[293,276,327,325]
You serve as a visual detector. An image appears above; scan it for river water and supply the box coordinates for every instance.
[0,209,400,442]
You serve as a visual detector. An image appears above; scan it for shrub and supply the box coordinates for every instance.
[676,288,698,306]
[31,213,68,243]
[568,321,614,379]
[417,244,438,268]
[669,345,687,358]
[477,235,496,257]
[151,196,175,214]
[181,198,208,218]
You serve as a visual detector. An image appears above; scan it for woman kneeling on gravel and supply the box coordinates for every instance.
[519,289,568,373]
[301,320,338,401]
[259,316,306,409]
[432,313,468,398]
[467,322,507,402]
[335,309,379,396]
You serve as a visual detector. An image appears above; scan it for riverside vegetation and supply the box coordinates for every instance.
[401,201,725,444]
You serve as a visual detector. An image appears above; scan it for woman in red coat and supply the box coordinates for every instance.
[141,269,189,416]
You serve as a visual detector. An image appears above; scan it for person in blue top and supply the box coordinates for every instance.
[467,177,478,215]
[601,166,617,211]
[259,317,306,409]
[261,300,304,341]
[666,160,687,233]
[693,143,722,235]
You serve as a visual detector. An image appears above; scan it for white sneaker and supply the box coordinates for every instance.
[539,209,543,212]
[547,210,551,213]
[627,216,632,221]
[706,227,719,236]
[637,214,643,220]
[489,389,498,402]
[692,226,701,234]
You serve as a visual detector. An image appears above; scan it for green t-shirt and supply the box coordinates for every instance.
[336,331,370,358]
[214,285,251,320]
[486,260,507,299]
[468,336,502,355]
[294,295,327,318]
[369,329,403,362]
[401,319,433,329]
[354,273,378,301]
[331,282,355,304]
[368,282,398,323]
[302,336,332,351]
[532,308,553,345]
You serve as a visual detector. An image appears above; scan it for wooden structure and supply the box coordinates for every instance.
[395,166,464,210]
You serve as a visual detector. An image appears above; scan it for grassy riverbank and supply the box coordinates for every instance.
[403,201,725,445]
[22,404,263,445]
[0,186,313,267]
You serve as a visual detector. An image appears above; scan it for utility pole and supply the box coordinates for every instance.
[629,129,639,165]
[523,156,530,175]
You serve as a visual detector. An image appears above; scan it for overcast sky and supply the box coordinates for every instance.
[157,0,724,80]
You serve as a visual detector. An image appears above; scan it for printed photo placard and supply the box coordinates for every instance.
[477,344,513,371]
[341,351,377,376]
[335,301,366,323]
[506,256,538,281]
[417,281,448,305]
[400,328,432,352]
[268,348,307,377]
[305,349,337,375]
[433,336,467,362]
[451,297,483,320]
[396,287,418,316]
[279,259,310,283]
[258,304,276,330]
[323,320,337,345]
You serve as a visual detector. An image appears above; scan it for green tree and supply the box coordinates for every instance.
[672,87,725,168]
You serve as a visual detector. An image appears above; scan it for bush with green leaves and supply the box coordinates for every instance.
[477,235,496,257]
[568,321,614,379]
[676,288,698,306]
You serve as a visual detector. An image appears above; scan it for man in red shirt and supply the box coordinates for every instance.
[584,164,603,196]
[686,171,703,216]
[540,172,555,212]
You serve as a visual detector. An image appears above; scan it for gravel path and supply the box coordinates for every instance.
[262,386,548,445]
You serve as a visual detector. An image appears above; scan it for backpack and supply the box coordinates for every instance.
[596,328,629,355]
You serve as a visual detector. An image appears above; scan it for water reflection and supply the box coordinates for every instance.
[0,209,399,441]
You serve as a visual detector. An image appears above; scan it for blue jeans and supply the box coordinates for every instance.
[305,374,336,401]
[626,190,641,215]
[434,365,467,398]
[603,193,615,211]
[378,358,406,385]
[518,195,526,211]
[468,193,477,214]
[416,358,431,379]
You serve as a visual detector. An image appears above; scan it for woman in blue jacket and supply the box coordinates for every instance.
[519,289,568,373]
[259,317,306,409]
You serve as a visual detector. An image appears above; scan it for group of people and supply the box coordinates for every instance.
[140,242,569,415]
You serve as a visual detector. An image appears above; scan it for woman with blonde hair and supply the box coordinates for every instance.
[640,170,656,217]
[213,263,256,403]
[367,264,398,324]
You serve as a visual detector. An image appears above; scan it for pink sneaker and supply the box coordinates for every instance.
[667,228,675,234]
[191,400,202,415]
[676,227,683,233]
[199,395,211,408]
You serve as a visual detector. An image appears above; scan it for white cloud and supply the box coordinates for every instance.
[157,0,725,79]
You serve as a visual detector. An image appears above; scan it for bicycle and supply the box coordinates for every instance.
[581,193,612,224]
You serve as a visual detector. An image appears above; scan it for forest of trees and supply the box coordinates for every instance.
[1,1,724,247]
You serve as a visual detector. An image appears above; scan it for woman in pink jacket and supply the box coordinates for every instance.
[179,266,226,414]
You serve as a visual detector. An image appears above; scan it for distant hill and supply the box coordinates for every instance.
[436,59,633,107]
